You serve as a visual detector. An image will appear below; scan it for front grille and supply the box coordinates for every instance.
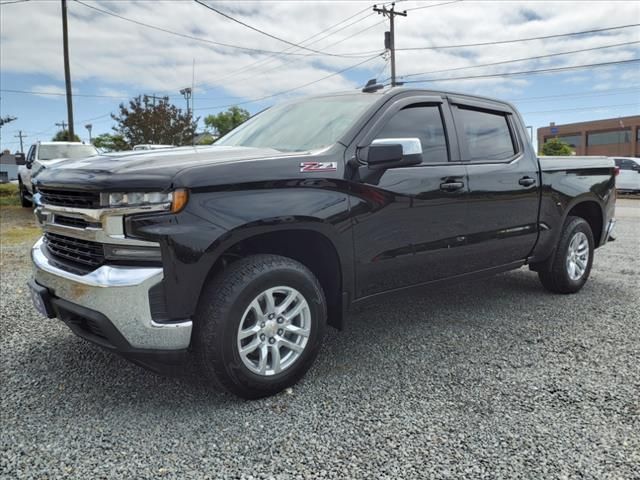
[44,232,105,270]
[39,188,101,208]
[53,215,101,229]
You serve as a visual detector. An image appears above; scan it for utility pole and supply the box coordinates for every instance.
[85,123,93,143]
[192,58,196,146]
[55,121,68,136]
[14,131,27,153]
[373,3,407,87]
[61,0,75,139]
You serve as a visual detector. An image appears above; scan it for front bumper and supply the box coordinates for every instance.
[31,237,192,351]
[604,218,616,243]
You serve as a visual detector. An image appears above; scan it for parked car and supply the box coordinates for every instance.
[17,142,98,207]
[28,88,616,399]
[132,144,175,151]
[613,157,640,192]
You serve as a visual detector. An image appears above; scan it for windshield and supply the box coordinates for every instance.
[38,145,98,161]
[216,94,378,152]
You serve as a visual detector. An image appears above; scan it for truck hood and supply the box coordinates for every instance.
[33,145,296,191]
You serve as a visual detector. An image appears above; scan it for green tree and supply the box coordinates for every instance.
[204,106,250,137]
[52,130,81,142]
[541,138,574,156]
[112,95,197,147]
[93,133,129,152]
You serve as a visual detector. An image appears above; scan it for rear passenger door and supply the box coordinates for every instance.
[450,98,540,270]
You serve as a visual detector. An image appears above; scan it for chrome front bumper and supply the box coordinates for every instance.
[604,218,616,243]
[31,238,192,350]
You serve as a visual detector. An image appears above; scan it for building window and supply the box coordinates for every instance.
[545,134,581,147]
[637,129,640,142]
[587,129,631,146]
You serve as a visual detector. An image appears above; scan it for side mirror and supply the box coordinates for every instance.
[366,138,423,169]
[14,153,26,166]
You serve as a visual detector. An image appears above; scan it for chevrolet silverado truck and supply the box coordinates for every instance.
[28,88,616,399]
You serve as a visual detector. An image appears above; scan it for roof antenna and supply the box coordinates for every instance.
[362,79,384,93]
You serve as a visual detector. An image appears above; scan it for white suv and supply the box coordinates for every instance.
[18,142,98,207]
[614,157,640,193]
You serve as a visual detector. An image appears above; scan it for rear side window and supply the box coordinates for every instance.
[454,106,516,161]
[617,159,640,171]
[375,105,449,163]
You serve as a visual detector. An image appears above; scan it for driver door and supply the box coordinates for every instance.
[349,96,471,298]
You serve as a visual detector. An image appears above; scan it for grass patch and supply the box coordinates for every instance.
[1,226,41,245]
[0,205,39,246]
[0,183,20,206]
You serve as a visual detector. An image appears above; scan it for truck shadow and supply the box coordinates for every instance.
[19,268,601,412]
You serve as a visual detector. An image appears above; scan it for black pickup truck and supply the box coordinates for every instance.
[29,88,616,398]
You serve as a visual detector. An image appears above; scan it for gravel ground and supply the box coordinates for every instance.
[1,200,639,480]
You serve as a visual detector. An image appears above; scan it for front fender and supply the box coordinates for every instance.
[127,183,354,320]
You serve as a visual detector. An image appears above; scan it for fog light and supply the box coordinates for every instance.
[104,245,162,262]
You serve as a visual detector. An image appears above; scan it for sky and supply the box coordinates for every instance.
[1,0,639,153]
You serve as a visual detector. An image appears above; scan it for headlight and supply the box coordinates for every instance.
[107,188,188,213]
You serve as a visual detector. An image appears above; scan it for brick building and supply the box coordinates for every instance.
[537,115,640,157]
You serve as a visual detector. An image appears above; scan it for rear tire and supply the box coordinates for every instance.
[19,179,32,208]
[538,216,594,294]
[193,254,326,399]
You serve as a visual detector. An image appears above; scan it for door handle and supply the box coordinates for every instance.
[518,176,536,187]
[440,181,465,192]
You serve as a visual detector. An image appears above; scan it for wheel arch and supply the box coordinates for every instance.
[564,198,604,247]
[203,222,350,330]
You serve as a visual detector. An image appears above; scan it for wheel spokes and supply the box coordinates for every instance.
[279,338,304,353]
[285,324,310,337]
[270,345,282,374]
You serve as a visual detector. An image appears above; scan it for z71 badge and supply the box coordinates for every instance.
[300,161,337,173]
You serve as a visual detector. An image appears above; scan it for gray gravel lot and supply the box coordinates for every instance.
[1,200,639,480]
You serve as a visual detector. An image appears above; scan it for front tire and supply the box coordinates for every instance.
[193,254,326,399]
[19,179,32,208]
[537,216,594,294]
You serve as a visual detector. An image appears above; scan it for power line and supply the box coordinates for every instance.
[195,53,384,111]
[401,58,640,84]
[73,0,373,58]
[397,23,640,51]
[509,87,640,104]
[521,103,639,115]
[405,0,463,12]
[200,7,379,87]
[193,0,367,58]
[0,88,130,98]
[228,19,386,85]
[401,40,640,79]
[0,0,30,5]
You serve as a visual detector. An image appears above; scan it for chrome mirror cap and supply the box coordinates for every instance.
[371,138,423,155]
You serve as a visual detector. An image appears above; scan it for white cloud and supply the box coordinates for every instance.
[0,0,639,112]
[30,84,66,98]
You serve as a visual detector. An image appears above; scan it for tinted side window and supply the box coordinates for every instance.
[375,105,448,163]
[454,106,516,161]
[27,145,35,162]
[619,159,640,171]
